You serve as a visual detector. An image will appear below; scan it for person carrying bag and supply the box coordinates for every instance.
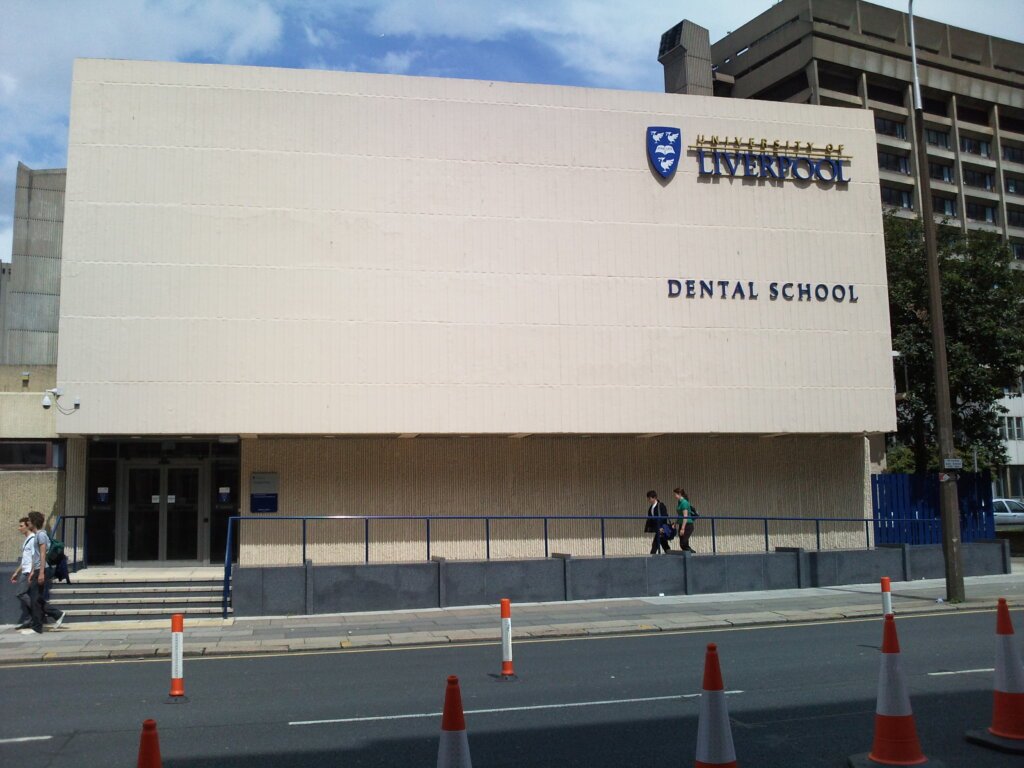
[645,490,671,554]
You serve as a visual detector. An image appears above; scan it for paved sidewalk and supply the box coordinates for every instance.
[2,568,1022,665]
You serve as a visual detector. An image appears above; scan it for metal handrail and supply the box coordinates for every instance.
[49,514,86,572]
[220,512,985,618]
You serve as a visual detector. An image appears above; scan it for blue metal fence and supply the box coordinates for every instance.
[871,472,994,545]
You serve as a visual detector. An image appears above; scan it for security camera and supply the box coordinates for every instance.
[41,394,52,409]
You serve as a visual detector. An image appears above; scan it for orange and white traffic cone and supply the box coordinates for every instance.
[136,719,163,768]
[695,643,737,768]
[437,675,472,768]
[499,598,517,681]
[965,598,1024,754]
[168,614,187,701]
[848,614,940,767]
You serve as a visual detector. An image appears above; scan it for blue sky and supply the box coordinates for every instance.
[2,0,1023,262]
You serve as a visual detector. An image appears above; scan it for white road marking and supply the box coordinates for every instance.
[289,691,743,727]
[927,668,993,677]
[0,736,53,744]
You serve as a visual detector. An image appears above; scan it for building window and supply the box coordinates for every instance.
[0,441,54,469]
[1001,114,1024,135]
[956,105,989,126]
[874,116,906,139]
[965,201,996,223]
[959,136,991,157]
[925,128,950,149]
[932,196,956,216]
[1014,417,1024,441]
[1001,419,1009,440]
[1008,208,1024,228]
[868,83,904,107]
[1011,242,1024,260]
[923,97,947,117]
[1005,145,1024,164]
[881,186,912,208]
[929,163,954,183]
[1008,177,1022,194]
[963,167,994,190]
[877,151,910,174]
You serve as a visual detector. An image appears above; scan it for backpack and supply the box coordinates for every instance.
[46,536,65,566]
[690,506,700,519]
[53,553,71,583]
[660,522,676,541]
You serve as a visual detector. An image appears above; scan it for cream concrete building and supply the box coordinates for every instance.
[49,58,895,566]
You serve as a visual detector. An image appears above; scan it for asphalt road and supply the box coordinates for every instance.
[0,610,1016,767]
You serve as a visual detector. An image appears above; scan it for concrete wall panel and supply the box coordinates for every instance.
[60,59,893,437]
[236,435,870,565]
[570,557,650,600]
[443,560,564,607]
[687,556,735,594]
[644,555,689,596]
[307,563,438,614]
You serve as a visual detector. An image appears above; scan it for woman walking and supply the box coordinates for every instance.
[674,488,696,553]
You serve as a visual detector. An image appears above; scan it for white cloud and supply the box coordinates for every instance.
[377,50,420,74]
[304,23,336,48]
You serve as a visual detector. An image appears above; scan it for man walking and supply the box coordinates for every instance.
[28,511,66,629]
[10,517,43,634]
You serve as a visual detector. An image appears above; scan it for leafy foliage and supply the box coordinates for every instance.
[884,214,1024,473]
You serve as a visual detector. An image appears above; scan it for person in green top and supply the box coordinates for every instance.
[673,487,696,553]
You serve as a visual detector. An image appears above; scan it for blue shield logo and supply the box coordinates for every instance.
[647,126,681,179]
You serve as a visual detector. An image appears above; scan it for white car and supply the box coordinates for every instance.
[993,498,1024,526]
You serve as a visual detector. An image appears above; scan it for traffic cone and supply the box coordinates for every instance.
[848,614,941,767]
[695,643,737,768]
[437,675,472,768]
[136,719,162,768]
[965,598,1024,754]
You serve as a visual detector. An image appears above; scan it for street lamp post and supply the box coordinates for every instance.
[908,0,965,602]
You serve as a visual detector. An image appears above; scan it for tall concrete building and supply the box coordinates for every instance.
[0,164,65,560]
[659,0,1024,499]
[2,163,65,365]
[660,0,1024,258]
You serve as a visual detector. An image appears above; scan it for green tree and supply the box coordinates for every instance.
[884,214,1024,474]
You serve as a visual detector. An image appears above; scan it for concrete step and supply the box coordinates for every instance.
[56,596,221,607]
[50,581,223,593]
[46,574,229,622]
[60,606,229,623]
[52,587,223,601]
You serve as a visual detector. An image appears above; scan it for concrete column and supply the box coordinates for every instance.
[805,60,821,106]
[992,103,1009,241]
[949,94,968,233]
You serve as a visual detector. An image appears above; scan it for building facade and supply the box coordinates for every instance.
[659,0,1024,499]
[0,57,898,567]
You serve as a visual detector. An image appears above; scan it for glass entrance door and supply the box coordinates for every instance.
[127,467,160,560]
[166,467,199,560]
[125,465,201,562]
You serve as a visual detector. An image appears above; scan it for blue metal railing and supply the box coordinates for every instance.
[49,514,86,572]
[219,512,983,618]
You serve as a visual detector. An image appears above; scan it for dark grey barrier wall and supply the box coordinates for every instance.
[441,559,564,607]
[0,580,22,625]
[231,565,306,617]
[228,541,1009,617]
[308,563,439,614]
[807,547,905,588]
